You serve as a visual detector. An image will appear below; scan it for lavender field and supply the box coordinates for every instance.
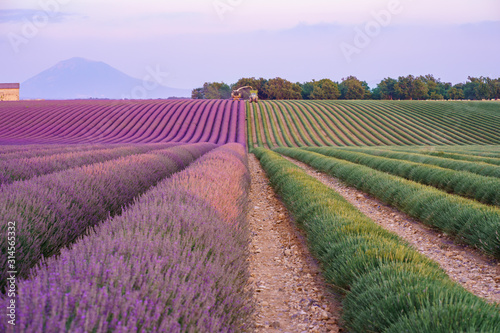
[1,144,251,332]
[2,98,500,332]
[0,99,246,145]
[0,100,251,332]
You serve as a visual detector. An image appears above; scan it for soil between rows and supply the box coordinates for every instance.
[247,154,342,333]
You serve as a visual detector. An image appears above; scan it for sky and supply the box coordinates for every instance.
[1,0,499,90]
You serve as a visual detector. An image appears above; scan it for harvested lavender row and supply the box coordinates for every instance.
[0,143,216,290]
[0,143,179,185]
[2,143,251,332]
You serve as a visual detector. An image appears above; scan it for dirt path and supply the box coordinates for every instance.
[247,154,342,333]
[283,155,500,304]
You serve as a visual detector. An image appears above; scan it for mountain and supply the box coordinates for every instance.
[21,57,191,99]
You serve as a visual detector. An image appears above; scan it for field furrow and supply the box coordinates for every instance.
[248,100,500,149]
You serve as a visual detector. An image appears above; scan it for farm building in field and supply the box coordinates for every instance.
[0,83,20,101]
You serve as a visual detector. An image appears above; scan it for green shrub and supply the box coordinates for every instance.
[385,303,500,333]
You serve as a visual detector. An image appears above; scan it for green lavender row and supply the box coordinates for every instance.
[375,146,500,165]
[304,147,500,206]
[340,147,500,178]
[253,148,500,332]
[275,147,500,257]
[247,101,500,148]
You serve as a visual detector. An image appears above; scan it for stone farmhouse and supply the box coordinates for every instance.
[0,83,20,101]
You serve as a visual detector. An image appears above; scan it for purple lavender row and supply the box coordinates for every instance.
[0,101,150,144]
[0,100,246,145]
[215,100,235,145]
[0,143,217,290]
[0,144,75,156]
[0,144,121,161]
[1,143,251,332]
[237,100,247,146]
[167,100,204,143]
[0,143,123,157]
[0,143,179,185]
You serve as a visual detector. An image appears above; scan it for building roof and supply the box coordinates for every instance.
[0,83,20,89]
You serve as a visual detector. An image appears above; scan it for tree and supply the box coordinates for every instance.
[219,83,231,99]
[309,85,325,100]
[429,92,444,100]
[262,77,302,100]
[191,88,204,99]
[463,76,491,100]
[394,75,413,100]
[308,79,340,100]
[441,82,452,99]
[234,77,268,100]
[393,75,428,100]
[448,86,464,100]
[371,87,381,100]
[339,76,365,100]
[319,79,340,99]
[419,74,437,99]
[377,77,397,100]
[361,80,372,100]
[203,82,231,99]
[419,74,452,100]
[192,75,495,101]
[486,77,500,100]
[191,82,232,99]
[300,81,314,99]
[412,77,428,100]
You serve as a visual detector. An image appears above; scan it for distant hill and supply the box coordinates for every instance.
[21,57,191,100]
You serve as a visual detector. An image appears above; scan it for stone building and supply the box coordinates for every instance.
[0,83,20,101]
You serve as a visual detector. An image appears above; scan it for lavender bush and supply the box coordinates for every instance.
[0,143,178,185]
[0,143,216,290]
[0,144,113,161]
[1,143,251,332]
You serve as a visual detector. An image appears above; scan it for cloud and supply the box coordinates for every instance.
[0,9,81,24]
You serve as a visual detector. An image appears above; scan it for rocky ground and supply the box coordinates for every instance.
[247,154,343,333]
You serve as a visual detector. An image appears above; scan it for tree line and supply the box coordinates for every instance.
[192,75,500,101]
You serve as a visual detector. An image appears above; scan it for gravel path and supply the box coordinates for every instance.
[283,155,500,304]
[247,154,342,333]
